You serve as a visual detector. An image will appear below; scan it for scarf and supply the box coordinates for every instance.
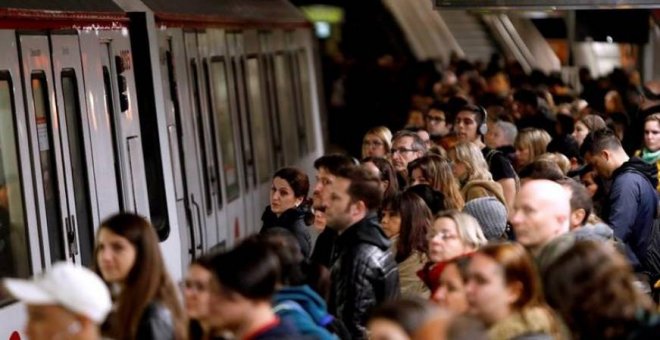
[640,148,660,165]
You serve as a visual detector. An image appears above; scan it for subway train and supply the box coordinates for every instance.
[0,0,325,335]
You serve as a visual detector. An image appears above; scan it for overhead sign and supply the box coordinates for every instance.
[434,0,660,10]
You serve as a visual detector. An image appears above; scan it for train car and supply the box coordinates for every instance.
[0,0,325,337]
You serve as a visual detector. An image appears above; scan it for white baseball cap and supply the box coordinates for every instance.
[3,262,112,323]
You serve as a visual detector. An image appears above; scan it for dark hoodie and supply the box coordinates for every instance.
[606,157,659,275]
[328,213,400,340]
[261,206,312,258]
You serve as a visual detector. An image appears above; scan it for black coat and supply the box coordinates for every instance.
[261,206,313,258]
[328,213,400,340]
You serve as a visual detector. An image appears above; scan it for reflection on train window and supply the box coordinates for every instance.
[62,70,94,266]
[0,72,30,302]
[210,60,240,202]
[291,51,309,156]
[31,73,65,263]
[274,54,299,164]
[190,60,213,215]
[102,67,125,211]
[246,57,271,183]
[297,50,315,153]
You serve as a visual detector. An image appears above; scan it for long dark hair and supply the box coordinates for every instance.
[95,213,186,339]
[387,190,432,263]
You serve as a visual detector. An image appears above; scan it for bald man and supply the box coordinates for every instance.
[509,180,571,257]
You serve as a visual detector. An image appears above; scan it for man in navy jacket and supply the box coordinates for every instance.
[582,129,660,284]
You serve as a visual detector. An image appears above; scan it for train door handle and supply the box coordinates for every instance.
[65,215,79,258]
[190,194,204,251]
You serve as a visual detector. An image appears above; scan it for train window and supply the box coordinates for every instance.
[210,59,240,202]
[273,54,299,163]
[297,50,315,153]
[245,57,271,183]
[31,72,65,263]
[0,72,30,300]
[203,61,223,209]
[61,70,94,266]
[190,60,213,215]
[102,67,125,211]
[289,52,308,157]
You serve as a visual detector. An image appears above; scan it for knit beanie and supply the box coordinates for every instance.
[463,197,507,240]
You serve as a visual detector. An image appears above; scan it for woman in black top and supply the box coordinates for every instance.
[261,167,313,258]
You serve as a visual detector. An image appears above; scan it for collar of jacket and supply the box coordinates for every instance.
[334,212,390,252]
[261,206,307,228]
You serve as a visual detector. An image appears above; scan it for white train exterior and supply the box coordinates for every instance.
[0,0,325,336]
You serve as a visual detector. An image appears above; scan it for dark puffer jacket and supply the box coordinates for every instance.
[605,157,660,281]
[328,213,400,340]
[261,206,312,258]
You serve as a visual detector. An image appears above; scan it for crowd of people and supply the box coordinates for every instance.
[5,59,660,340]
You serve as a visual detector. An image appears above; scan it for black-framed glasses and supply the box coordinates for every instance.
[390,147,416,155]
[426,115,445,123]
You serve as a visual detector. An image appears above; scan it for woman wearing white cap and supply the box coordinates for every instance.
[3,262,112,340]
[95,213,186,339]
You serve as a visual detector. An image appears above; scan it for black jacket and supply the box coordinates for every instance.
[328,213,400,340]
[311,227,337,269]
[261,206,312,258]
[136,302,175,340]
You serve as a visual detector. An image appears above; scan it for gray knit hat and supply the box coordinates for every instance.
[463,197,507,240]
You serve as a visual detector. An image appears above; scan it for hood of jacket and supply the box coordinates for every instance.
[461,179,507,206]
[613,157,659,188]
[273,285,333,327]
[335,212,390,251]
[261,205,310,229]
[488,307,557,340]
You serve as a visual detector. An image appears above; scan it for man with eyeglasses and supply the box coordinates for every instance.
[426,101,451,140]
[390,131,426,185]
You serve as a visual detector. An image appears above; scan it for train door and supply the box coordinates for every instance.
[243,30,275,230]
[98,40,151,217]
[18,34,91,265]
[183,31,221,248]
[159,29,205,261]
[0,30,40,336]
[226,32,257,236]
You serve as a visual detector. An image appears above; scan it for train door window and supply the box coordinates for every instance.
[273,54,299,162]
[190,60,213,215]
[210,59,240,202]
[233,57,255,189]
[245,57,271,183]
[0,72,30,297]
[31,73,65,263]
[297,50,315,152]
[202,61,223,209]
[288,52,307,157]
[102,67,125,211]
[61,70,94,266]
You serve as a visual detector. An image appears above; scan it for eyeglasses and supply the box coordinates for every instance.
[363,140,384,147]
[180,279,209,293]
[426,115,445,123]
[390,147,417,155]
[427,230,459,241]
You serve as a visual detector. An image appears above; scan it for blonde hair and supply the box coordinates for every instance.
[578,114,607,132]
[514,128,551,167]
[644,113,660,125]
[408,155,465,210]
[363,126,393,155]
[536,153,570,175]
[434,210,487,249]
[452,142,493,181]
